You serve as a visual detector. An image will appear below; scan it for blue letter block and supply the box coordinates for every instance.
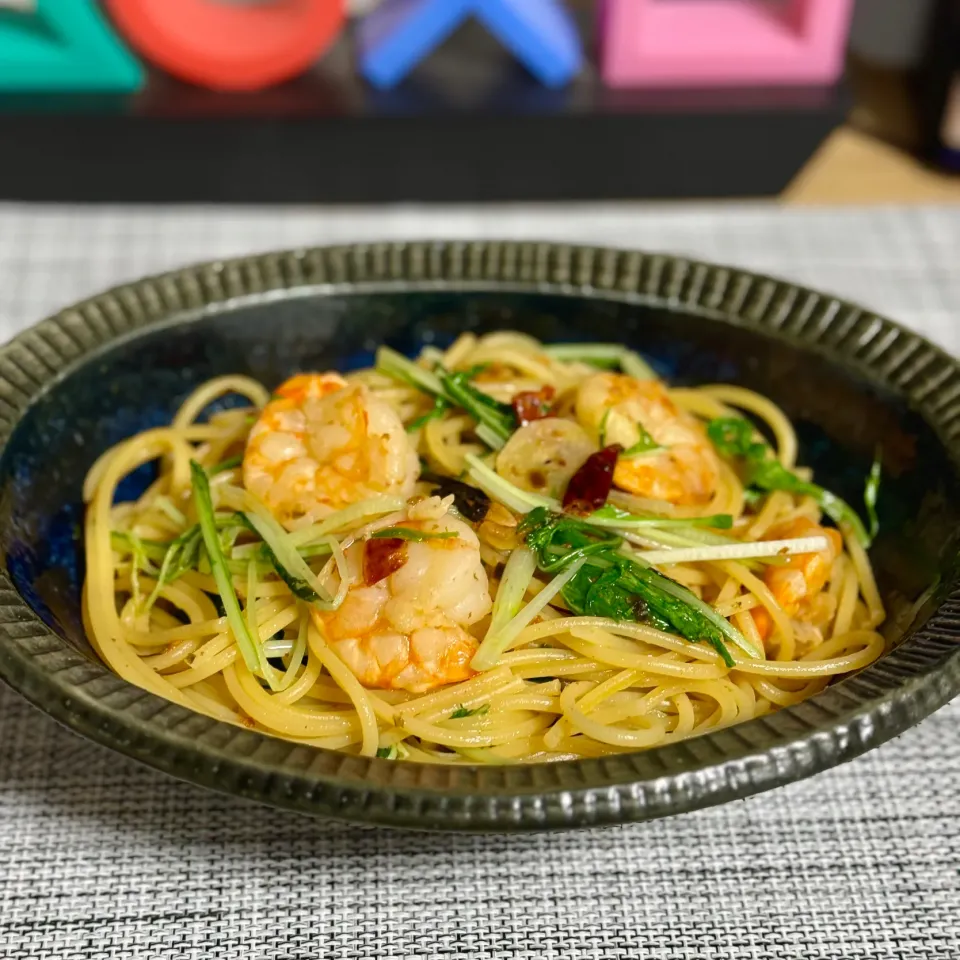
[358,0,582,90]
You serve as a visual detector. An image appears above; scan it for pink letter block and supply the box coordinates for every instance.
[601,0,854,88]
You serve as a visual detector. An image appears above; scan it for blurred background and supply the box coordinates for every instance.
[2,8,960,960]
[0,0,957,204]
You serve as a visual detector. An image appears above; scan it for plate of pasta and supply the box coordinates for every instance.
[0,241,958,830]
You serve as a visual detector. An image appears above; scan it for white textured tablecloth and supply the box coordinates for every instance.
[0,202,958,960]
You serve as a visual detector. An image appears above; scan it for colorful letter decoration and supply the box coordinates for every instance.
[0,0,144,92]
[358,0,583,89]
[105,0,345,92]
[600,0,855,88]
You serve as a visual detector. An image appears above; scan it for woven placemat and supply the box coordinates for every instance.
[0,202,957,960]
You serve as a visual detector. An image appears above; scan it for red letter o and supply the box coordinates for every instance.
[105,0,345,92]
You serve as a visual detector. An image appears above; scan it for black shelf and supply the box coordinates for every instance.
[0,25,850,203]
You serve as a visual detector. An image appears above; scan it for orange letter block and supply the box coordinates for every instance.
[106,0,345,91]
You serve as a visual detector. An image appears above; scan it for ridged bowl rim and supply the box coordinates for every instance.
[0,239,958,832]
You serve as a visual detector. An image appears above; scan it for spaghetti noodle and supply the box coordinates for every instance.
[83,333,886,763]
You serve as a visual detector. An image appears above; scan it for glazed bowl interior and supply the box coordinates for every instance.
[2,289,956,660]
[0,244,958,831]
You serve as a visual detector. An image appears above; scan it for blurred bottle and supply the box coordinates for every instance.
[916,0,960,171]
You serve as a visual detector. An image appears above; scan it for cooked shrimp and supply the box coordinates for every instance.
[244,373,419,525]
[495,418,596,499]
[752,517,843,646]
[575,372,719,505]
[319,497,493,692]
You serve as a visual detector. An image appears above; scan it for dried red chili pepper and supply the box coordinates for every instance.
[511,385,556,426]
[562,444,623,515]
[363,537,407,585]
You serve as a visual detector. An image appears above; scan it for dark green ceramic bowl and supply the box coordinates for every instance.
[0,241,958,832]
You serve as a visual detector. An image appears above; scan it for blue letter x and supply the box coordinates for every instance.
[358,0,583,90]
